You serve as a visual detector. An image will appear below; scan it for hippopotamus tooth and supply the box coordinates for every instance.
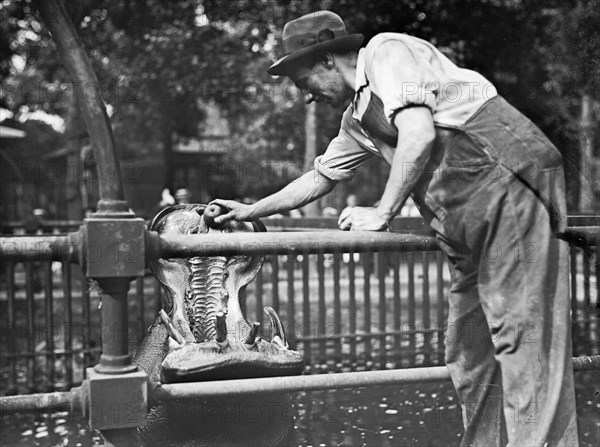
[244,322,261,347]
[215,312,228,343]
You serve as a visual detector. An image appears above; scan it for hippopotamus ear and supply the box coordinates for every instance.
[251,218,267,233]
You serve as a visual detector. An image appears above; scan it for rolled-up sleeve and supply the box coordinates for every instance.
[365,35,438,124]
[314,108,374,181]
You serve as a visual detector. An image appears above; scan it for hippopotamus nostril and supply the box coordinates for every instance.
[204,203,226,229]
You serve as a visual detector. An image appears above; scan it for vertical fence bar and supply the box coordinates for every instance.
[596,246,600,304]
[136,277,145,345]
[317,253,326,366]
[570,246,579,355]
[333,252,342,367]
[583,248,591,342]
[271,257,280,314]
[595,246,600,355]
[392,251,401,366]
[5,262,17,392]
[407,252,416,366]
[80,272,93,369]
[302,254,311,366]
[286,256,295,350]
[348,250,357,367]
[24,262,36,391]
[255,262,263,325]
[422,252,431,365]
[43,262,55,391]
[62,262,73,388]
[377,252,387,368]
[595,246,600,354]
[363,251,372,367]
[436,252,446,364]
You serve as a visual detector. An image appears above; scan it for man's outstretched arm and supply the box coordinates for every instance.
[211,169,337,224]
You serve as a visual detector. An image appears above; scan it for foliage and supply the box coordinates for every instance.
[549,0,600,98]
[1,0,598,212]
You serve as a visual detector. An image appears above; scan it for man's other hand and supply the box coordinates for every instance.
[209,199,253,224]
[338,206,388,231]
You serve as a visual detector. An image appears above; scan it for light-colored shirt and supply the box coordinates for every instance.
[314,32,498,181]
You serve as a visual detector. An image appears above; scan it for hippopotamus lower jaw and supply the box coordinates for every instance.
[159,298,304,383]
[161,336,304,382]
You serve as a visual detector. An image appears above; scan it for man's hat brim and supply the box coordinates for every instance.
[268,34,364,76]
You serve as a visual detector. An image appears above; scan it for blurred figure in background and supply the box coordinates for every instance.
[399,196,421,217]
[153,188,176,217]
[342,194,360,264]
[345,193,358,208]
[174,188,192,204]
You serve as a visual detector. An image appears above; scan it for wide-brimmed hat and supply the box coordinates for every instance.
[268,11,363,76]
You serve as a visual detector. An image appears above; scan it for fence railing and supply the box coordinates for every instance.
[0,217,598,395]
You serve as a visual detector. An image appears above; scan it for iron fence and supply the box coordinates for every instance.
[0,218,598,395]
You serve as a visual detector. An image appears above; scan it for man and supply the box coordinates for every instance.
[212,11,578,446]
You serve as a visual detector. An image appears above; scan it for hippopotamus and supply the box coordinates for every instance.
[132,204,304,446]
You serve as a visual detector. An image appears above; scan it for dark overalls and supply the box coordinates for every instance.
[361,94,579,446]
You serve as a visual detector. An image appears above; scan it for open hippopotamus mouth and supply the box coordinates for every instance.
[149,204,304,383]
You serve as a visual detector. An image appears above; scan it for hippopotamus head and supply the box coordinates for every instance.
[146,204,303,383]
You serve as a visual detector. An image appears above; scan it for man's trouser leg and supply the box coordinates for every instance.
[444,261,507,446]
[476,167,578,446]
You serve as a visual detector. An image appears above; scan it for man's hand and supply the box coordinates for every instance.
[209,199,254,224]
[338,206,389,231]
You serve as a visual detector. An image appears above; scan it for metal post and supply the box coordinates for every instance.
[94,278,136,374]
[32,2,148,441]
[34,0,126,206]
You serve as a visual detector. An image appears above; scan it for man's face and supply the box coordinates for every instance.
[290,60,352,106]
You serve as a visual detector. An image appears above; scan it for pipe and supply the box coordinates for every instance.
[572,354,600,371]
[155,231,440,259]
[155,354,600,400]
[1,227,597,263]
[0,388,82,415]
[34,0,127,211]
[1,356,598,412]
[155,366,451,400]
[563,226,600,247]
[0,234,80,263]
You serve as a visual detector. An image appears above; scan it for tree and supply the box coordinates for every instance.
[550,0,600,213]
[2,0,596,218]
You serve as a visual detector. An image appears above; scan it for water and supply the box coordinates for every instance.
[1,382,460,446]
[2,372,598,446]
[292,382,463,447]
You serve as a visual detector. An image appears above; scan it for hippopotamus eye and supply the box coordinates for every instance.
[189,227,200,234]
